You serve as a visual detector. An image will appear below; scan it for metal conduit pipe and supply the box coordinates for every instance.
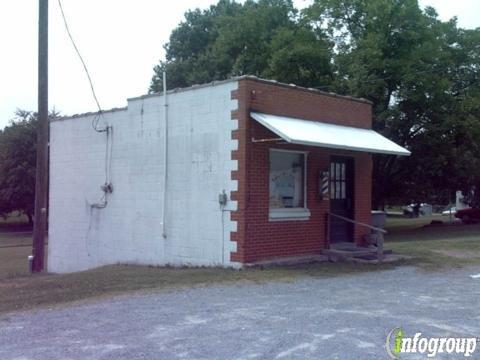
[162,72,168,238]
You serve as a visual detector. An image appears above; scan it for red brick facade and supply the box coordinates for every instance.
[230,78,373,264]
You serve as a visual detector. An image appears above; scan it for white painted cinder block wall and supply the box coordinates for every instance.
[48,81,239,273]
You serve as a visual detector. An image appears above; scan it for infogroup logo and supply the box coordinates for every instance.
[385,327,478,358]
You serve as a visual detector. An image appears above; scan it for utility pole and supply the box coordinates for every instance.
[32,0,48,272]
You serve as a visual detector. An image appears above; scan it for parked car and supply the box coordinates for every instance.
[455,207,480,224]
[442,207,456,215]
[403,203,432,218]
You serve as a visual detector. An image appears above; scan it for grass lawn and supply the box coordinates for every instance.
[0,229,35,278]
[385,215,480,270]
[385,214,452,234]
[0,214,479,315]
[0,261,401,316]
[0,222,398,315]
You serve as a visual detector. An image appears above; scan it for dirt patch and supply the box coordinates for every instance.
[433,249,480,259]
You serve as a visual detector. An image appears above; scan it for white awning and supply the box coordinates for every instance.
[250,112,410,156]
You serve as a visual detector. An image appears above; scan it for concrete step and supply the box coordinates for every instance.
[322,247,393,263]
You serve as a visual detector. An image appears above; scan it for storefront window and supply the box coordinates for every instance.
[269,150,305,209]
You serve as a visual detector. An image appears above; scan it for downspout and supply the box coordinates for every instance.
[162,72,168,238]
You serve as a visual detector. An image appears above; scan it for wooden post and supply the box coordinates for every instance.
[32,0,48,272]
[325,213,331,249]
[377,231,384,262]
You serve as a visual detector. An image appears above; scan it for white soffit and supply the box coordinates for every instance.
[250,112,411,156]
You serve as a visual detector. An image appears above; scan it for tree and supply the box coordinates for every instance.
[150,0,480,207]
[149,0,333,92]
[0,110,57,223]
[305,0,480,207]
[265,26,333,87]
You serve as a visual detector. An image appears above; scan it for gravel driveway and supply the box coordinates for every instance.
[1,266,480,360]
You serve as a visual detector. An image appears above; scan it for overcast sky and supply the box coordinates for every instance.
[0,0,479,129]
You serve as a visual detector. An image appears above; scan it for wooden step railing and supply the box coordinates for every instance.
[326,212,387,261]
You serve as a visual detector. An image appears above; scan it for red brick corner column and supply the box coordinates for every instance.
[229,82,249,263]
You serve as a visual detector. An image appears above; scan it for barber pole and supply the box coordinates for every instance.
[321,171,329,200]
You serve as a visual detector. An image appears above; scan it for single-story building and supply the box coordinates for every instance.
[48,76,409,273]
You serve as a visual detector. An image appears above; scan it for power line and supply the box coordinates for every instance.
[57,0,102,113]
[57,0,112,212]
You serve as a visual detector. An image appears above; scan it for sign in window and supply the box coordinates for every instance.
[269,150,305,209]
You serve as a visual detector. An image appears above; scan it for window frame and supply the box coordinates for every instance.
[268,148,310,221]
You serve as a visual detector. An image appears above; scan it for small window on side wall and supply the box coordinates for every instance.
[269,149,310,220]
